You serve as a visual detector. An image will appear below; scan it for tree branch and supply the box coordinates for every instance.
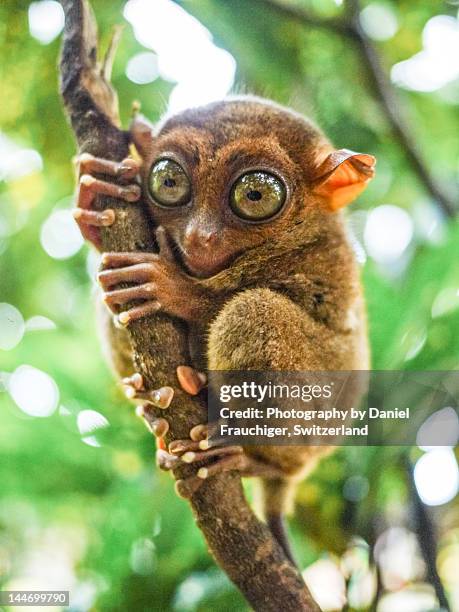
[59,1,320,609]
[255,0,457,218]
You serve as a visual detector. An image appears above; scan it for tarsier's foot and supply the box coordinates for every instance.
[72,153,141,250]
[125,366,281,498]
[126,366,213,491]
[98,227,209,325]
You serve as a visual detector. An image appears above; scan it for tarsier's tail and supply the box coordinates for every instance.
[258,477,298,566]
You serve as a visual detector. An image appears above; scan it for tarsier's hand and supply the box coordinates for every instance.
[72,153,141,250]
[98,227,210,325]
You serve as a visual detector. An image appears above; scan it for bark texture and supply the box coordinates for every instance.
[59,1,320,609]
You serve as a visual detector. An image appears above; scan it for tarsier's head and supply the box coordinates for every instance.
[130,97,375,279]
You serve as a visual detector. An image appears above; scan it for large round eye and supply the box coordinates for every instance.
[230,171,286,221]
[148,159,191,207]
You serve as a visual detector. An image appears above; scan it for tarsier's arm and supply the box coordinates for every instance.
[74,153,221,324]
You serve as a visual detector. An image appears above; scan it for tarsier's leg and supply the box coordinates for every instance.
[72,153,141,249]
[168,288,338,497]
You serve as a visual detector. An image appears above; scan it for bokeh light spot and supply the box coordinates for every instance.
[303,558,347,612]
[123,0,236,113]
[414,448,459,506]
[40,210,84,259]
[28,1,65,45]
[126,52,159,84]
[364,205,413,263]
[417,406,459,450]
[431,286,459,318]
[391,15,459,92]
[9,365,59,417]
[77,409,109,435]
[129,538,156,575]
[343,475,370,502]
[0,133,43,181]
[0,303,25,350]
[360,3,398,41]
[25,315,57,332]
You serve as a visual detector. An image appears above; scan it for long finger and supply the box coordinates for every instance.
[79,174,141,203]
[117,301,161,326]
[77,153,140,180]
[98,263,154,288]
[181,445,243,465]
[104,283,156,307]
[73,208,115,227]
[197,454,246,480]
[101,252,159,269]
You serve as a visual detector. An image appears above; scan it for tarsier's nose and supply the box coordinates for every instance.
[183,225,218,249]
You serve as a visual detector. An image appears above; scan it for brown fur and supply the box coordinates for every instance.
[105,95,372,534]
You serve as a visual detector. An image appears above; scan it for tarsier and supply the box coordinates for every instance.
[73,97,375,561]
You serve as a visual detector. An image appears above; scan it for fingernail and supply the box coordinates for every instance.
[78,153,93,163]
[150,386,174,409]
[80,174,95,186]
[197,468,208,479]
[118,312,130,326]
[182,452,196,464]
[101,210,115,226]
[169,442,185,454]
[190,424,207,442]
[124,372,143,390]
[198,439,209,450]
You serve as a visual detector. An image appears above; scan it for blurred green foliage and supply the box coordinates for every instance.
[1,1,458,611]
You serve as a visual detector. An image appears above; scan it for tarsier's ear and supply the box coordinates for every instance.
[312,149,376,211]
[129,114,155,159]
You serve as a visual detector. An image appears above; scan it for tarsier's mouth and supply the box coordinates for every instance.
[181,251,233,279]
[177,244,241,279]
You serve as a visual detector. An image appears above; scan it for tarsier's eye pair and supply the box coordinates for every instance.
[148,159,286,221]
